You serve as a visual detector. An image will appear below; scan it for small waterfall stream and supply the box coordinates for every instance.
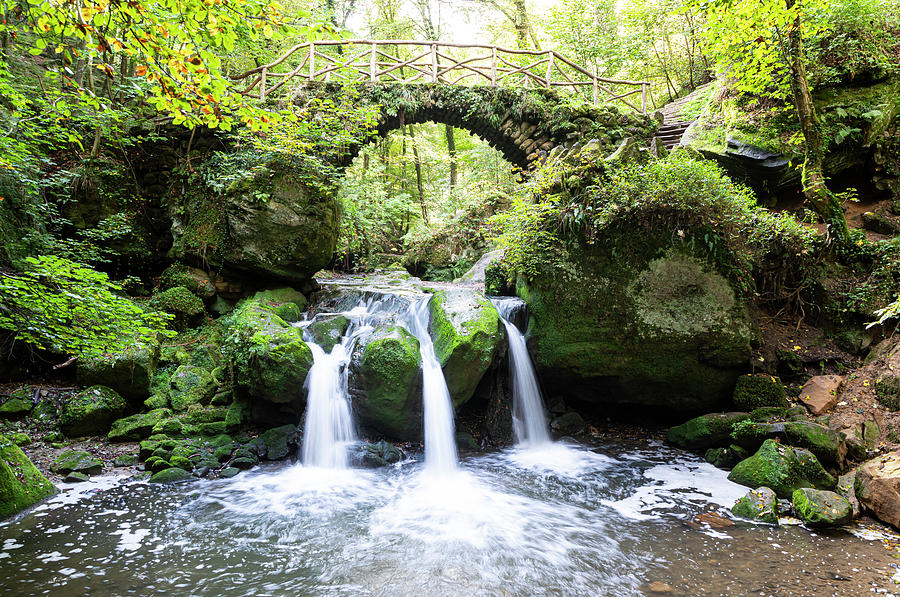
[302,341,356,468]
[405,297,458,472]
[492,297,551,446]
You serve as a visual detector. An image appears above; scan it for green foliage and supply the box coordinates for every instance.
[0,255,172,359]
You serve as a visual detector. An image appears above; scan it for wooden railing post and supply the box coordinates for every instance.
[370,42,377,81]
[545,51,553,87]
[308,42,315,81]
[491,46,497,85]
[431,43,438,83]
[260,67,267,100]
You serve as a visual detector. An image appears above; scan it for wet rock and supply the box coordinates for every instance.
[114,454,139,467]
[169,365,217,412]
[855,451,900,528]
[51,450,103,475]
[348,441,405,468]
[455,432,479,451]
[731,421,785,451]
[77,342,159,402]
[219,467,240,479]
[782,421,847,468]
[704,444,749,469]
[0,434,56,518]
[259,424,301,461]
[251,287,307,323]
[351,325,422,440]
[309,315,351,353]
[731,487,778,524]
[64,472,90,483]
[428,288,502,407]
[149,467,194,483]
[798,375,842,416]
[550,412,585,436]
[108,408,173,442]
[666,412,749,450]
[732,374,789,410]
[792,488,853,526]
[60,386,128,437]
[728,439,835,498]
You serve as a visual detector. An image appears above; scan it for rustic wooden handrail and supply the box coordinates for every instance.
[232,40,651,113]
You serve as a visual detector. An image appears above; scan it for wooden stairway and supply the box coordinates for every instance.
[653,82,713,150]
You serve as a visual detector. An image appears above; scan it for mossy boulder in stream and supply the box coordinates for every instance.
[76,341,159,402]
[731,486,778,524]
[667,412,750,450]
[728,439,835,498]
[351,325,422,439]
[309,316,351,353]
[792,488,853,526]
[517,239,756,412]
[428,289,502,407]
[60,386,129,437]
[0,435,55,518]
[227,301,313,424]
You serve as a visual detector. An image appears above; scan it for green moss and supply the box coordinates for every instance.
[149,467,194,483]
[667,412,750,450]
[309,316,351,352]
[51,450,102,475]
[159,264,215,298]
[782,421,846,467]
[358,325,421,439]
[428,289,501,406]
[731,486,778,524]
[149,286,206,331]
[108,408,174,442]
[792,488,853,526]
[169,365,217,411]
[733,374,789,410]
[77,342,159,402]
[0,397,32,418]
[60,385,128,437]
[0,434,55,518]
[728,439,835,498]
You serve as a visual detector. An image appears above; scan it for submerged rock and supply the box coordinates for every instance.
[792,488,853,526]
[428,288,502,407]
[728,439,834,498]
[351,325,422,439]
[666,412,749,450]
[60,386,129,437]
[731,487,778,524]
[0,434,56,518]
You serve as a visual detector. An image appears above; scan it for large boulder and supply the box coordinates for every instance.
[350,325,422,439]
[517,242,756,412]
[666,412,749,450]
[428,289,502,407]
[728,439,835,498]
[227,301,313,424]
[59,386,129,437]
[169,153,340,283]
[51,450,103,475]
[76,342,159,402]
[309,316,350,353]
[0,434,55,518]
[855,451,900,528]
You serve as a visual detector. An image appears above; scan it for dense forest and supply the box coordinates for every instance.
[2,0,900,594]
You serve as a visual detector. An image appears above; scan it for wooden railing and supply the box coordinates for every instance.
[232,40,651,113]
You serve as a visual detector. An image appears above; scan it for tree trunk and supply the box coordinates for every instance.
[784,0,849,247]
[445,124,457,189]
[408,125,429,224]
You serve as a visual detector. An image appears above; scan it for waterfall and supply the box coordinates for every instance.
[492,298,551,446]
[405,297,458,472]
[302,341,356,468]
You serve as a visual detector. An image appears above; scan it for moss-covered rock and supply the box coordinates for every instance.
[783,421,847,468]
[227,301,313,423]
[347,440,405,468]
[59,385,129,437]
[792,488,853,526]
[50,450,103,475]
[351,325,422,439]
[150,286,206,331]
[258,424,301,460]
[728,439,835,498]
[518,241,756,412]
[309,315,351,353]
[149,467,194,483]
[666,412,750,450]
[0,434,55,518]
[0,392,32,418]
[732,374,789,410]
[731,486,778,524]
[428,289,501,407]
[108,408,174,442]
[159,263,216,298]
[76,342,159,402]
[168,365,217,411]
[705,444,749,469]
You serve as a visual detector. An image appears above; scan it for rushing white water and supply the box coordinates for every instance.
[492,297,551,446]
[302,342,356,468]
[405,297,458,472]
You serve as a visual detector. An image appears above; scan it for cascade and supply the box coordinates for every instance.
[405,297,458,472]
[302,341,356,468]
[492,298,551,446]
